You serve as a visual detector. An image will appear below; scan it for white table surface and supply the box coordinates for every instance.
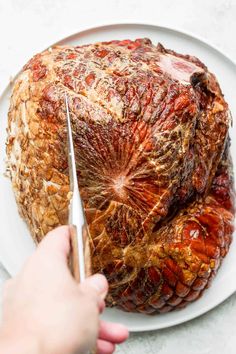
[0,0,236,353]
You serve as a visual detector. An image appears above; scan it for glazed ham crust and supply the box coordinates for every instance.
[6,38,235,314]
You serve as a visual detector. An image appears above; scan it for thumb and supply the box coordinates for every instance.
[80,274,108,300]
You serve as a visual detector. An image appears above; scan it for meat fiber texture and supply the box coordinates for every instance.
[6,38,235,314]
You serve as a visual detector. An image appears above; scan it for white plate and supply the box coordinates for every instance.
[0,23,236,332]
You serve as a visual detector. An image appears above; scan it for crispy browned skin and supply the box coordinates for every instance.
[6,38,235,314]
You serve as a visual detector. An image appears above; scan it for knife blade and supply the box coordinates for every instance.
[65,93,87,283]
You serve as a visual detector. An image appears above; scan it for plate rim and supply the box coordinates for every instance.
[1,21,236,332]
[112,270,236,331]
[1,20,235,99]
[55,21,236,66]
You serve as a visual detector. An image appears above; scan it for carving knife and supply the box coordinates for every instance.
[65,95,97,354]
[65,93,89,282]
[65,94,96,354]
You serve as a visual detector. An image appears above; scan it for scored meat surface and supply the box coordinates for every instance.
[6,38,235,314]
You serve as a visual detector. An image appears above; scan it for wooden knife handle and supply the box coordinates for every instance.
[69,225,81,282]
[69,225,95,354]
[69,224,92,281]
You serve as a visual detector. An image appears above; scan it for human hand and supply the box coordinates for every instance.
[0,226,129,354]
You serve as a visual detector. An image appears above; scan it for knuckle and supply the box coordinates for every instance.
[79,285,97,300]
[78,288,99,312]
